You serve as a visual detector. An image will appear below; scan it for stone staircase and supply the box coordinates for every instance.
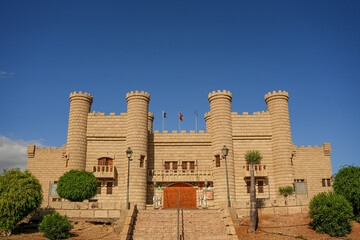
[132,209,237,240]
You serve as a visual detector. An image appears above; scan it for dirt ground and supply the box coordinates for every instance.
[236,213,360,240]
[1,213,359,240]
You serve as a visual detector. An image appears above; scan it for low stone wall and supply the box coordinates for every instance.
[45,200,123,220]
[235,196,310,217]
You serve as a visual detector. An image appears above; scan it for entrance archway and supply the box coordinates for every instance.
[163,183,196,208]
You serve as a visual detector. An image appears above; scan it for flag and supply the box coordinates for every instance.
[179,112,183,121]
[195,111,198,117]
[163,111,167,118]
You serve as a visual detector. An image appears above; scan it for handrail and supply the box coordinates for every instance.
[177,190,180,240]
[243,164,267,171]
[148,169,212,176]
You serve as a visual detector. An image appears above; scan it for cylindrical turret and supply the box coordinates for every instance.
[265,90,294,188]
[208,90,236,207]
[126,90,150,209]
[66,91,93,170]
[148,112,154,133]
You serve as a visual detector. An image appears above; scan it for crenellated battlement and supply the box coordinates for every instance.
[69,91,93,103]
[264,90,289,103]
[27,144,66,158]
[126,90,150,102]
[208,90,232,102]
[153,130,206,134]
[232,111,268,116]
[295,143,331,155]
[88,111,127,116]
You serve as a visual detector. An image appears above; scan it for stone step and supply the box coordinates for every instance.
[132,209,233,240]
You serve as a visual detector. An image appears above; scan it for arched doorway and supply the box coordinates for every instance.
[163,183,196,208]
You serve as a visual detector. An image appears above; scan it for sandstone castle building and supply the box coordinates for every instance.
[27,90,333,217]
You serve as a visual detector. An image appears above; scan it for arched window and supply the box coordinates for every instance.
[97,158,114,172]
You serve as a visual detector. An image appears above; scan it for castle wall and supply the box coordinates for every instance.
[27,145,67,207]
[293,143,332,198]
[148,130,212,171]
[87,112,127,137]
[231,111,276,202]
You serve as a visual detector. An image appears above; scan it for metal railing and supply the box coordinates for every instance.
[148,169,213,182]
[92,166,116,179]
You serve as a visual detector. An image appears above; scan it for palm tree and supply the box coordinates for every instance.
[245,150,262,233]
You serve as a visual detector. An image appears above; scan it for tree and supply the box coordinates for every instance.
[333,166,360,221]
[0,169,42,236]
[309,191,353,237]
[245,150,262,233]
[57,170,97,202]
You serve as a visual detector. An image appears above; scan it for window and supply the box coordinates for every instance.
[106,182,113,195]
[165,162,170,170]
[215,155,220,167]
[322,178,331,187]
[258,181,264,193]
[140,155,145,168]
[172,162,178,170]
[98,158,114,172]
[327,179,331,187]
[190,161,195,170]
[246,181,250,193]
[97,182,102,195]
[182,162,187,170]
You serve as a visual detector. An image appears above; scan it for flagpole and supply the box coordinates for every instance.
[162,110,164,132]
[195,111,198,133]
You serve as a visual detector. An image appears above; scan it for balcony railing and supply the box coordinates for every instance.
[243,164,268,177]
[92,165,116,179]
[148,169,212,182]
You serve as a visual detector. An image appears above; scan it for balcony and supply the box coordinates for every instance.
[92,166,116,179]
[243,164,268,177]
[148,169,212,182]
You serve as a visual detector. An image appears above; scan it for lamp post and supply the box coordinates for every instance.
[126,147,133,210]
[221,145,231,208]
[153,179,157,208]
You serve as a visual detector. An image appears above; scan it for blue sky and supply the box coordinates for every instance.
[0,1,359,174]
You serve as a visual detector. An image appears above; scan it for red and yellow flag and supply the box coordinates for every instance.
[179,112,183,121]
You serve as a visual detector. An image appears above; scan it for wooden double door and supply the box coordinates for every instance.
[163,183,196,208]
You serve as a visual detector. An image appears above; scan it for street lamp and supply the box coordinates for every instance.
[221,145,231,208]
[126,147,133,210]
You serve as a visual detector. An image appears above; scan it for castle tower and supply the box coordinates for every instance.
[126,91,150,209]
[207,90,236,207]
[66,91,93,170]
[265,90,294,189]
[148,112,154,133]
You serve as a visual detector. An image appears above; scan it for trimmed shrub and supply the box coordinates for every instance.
[0,169,42,235]
[57,170,97,202]
[38,212,73,240]
[56,170,97,202]
[309,191,353,237]
[333,166,360,221]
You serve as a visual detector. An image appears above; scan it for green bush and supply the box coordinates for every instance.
[38,212,73,240]
[57,170,97,202]
[0,169,42,235]
[309,191,353,237]
[333,166,360,221]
